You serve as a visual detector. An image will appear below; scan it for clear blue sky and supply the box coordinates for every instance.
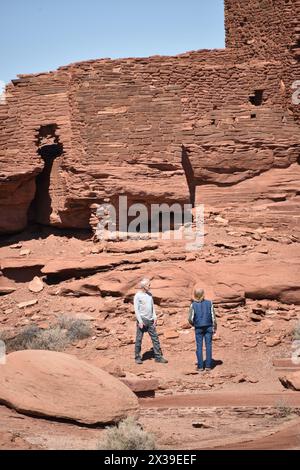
[0,0,225,84]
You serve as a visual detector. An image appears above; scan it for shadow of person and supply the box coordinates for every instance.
[210,359,223,370]
[195,359,224,370]
[142,349,155,361]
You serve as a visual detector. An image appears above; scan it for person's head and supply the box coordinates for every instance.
[140,278,151,292]
[193,287,205,302]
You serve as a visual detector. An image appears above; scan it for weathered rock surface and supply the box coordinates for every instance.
[54,249,300,305]
[0,350,139,424]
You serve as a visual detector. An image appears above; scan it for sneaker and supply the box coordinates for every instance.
[155,357,168,364]
[135,358,143,364]
[205,368,212,372]
[196,367,204,372]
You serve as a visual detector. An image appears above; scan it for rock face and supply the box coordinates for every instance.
[0,1,299,233]
[54,246,300,305]
[0,350,139,424]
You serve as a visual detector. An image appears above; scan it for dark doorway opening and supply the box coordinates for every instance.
[249,90,264,106]
[28,125,63,225]
[182,145,195,207]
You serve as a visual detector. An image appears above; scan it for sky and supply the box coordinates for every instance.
[0,0,225,84]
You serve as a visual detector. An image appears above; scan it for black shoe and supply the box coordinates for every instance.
[155,357,168,364]
[205,368,212,372]
[135,358,143,364]
[196,367,204,372]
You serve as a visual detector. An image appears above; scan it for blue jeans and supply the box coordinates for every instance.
[195,326,213,369]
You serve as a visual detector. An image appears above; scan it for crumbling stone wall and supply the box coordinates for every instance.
[0,0,299,233]
[225,0,299,61]
[225,0,300,121]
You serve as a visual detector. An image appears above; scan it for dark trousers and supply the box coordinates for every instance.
[135,318,162,360]
[195,326,213,369]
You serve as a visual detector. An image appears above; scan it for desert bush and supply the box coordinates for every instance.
[4,316,92,353]
[6,325,68,352]
[275,399,293,419]
[98,417,156,450]
[26,327,69,351]
[293,322,300,341]
[7,325,41,352]
[0,329,9,342]
[66,320,92,341]
[56,315,92,340]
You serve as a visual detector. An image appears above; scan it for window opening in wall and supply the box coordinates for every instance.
[249,89,264,106]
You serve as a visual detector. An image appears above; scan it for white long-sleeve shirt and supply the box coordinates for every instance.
[134,291,157,324]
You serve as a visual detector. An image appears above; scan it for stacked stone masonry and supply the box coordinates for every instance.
[0,0,299,233]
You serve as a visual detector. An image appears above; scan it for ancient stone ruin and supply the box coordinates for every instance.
[0,0,300,450]
[0,0,299,235]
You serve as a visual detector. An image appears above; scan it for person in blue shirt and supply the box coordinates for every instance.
[188,288,217,372]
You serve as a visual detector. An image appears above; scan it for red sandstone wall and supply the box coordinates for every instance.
[225,0,299,61]
[0,1,299,233]
[225,0,300,122]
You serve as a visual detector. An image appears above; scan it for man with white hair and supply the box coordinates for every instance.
[134,278,168,364]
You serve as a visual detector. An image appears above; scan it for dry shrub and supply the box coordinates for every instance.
[2,316,92,353]
[98,417,156,450]
[293,322,300,341]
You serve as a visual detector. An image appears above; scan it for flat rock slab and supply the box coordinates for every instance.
[121,374,159,394]
[106,240,159,254]
[0,350,139,425]
[273,359,300,369]
[1,258,47,270]
[0,275,16,294]
[17,299,38,309]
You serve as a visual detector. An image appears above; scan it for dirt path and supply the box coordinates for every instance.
[211,419,300,449]
[140,392,300,408]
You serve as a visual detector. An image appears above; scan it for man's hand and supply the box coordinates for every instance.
[139,323,144,329]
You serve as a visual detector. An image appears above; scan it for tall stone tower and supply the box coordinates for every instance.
[224,0,300,63]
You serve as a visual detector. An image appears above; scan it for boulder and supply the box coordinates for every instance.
[279,372,300,391]
[120,373,159,396]
[0,350,139,424]
[17,299,38,309]
[265,336,282,347]
[0,275,16,295]
[28,276,44,293]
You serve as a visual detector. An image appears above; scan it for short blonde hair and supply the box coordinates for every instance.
[193,287,205,301]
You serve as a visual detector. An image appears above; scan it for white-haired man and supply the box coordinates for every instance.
[134,278,168,364]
